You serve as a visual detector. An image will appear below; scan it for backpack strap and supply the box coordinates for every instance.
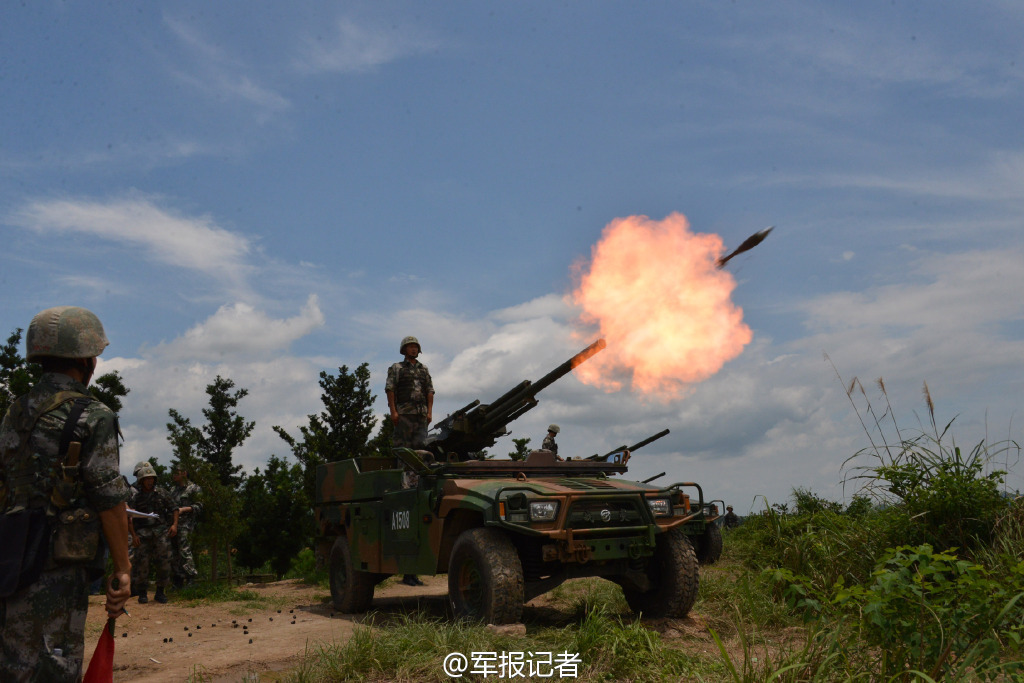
[50,396,92,509]
[3,391,92,511]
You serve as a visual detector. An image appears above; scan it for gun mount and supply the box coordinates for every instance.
[425,339,606,459]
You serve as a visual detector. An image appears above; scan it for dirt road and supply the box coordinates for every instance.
[84,576,723,682]
[83,577,450,683]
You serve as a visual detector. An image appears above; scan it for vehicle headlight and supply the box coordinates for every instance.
[647,498,672,517]
[529,500,559,521]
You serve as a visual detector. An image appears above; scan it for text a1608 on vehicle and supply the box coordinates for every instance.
[315,339,722,625]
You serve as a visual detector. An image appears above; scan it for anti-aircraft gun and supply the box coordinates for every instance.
[424,338,606,460]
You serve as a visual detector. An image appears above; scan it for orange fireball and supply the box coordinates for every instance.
[570,212,751,400]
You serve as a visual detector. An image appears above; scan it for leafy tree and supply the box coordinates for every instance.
[234,455,314,578]
[0,328,40,418]
[89,370,130,415]
[169,376,253,488]
[508,437,532,461]
[369,411,394,453]
[166,375,253,580]
[275,364,378,502]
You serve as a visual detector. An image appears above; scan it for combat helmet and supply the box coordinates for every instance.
[26,306,109,360]
[400,336,421,355]
[137,463,157,480]
[548,424,560,434]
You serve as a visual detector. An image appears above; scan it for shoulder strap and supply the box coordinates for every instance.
[58,397,91,465]
[3,391,92,510]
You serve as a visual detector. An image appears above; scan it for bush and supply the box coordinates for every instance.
[833,545,1024,680]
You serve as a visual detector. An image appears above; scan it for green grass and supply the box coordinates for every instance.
[280,607,713,682]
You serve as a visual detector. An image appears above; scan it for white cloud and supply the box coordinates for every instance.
[294,17,439,74]
[149,295,325,362]
[164,15,290,114]
[12,196,253,287]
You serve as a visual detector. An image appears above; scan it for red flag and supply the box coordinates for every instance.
[83,617,115,683]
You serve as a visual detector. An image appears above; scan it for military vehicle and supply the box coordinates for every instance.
[315,339,721,624]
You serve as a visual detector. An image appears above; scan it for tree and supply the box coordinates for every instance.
[0,328,40,418]
[275,364,378,502]
[508,437,532,461]
[234,455,313,578]
[89,370,130,415]
[166,375,253,581]
[170,376,254,488]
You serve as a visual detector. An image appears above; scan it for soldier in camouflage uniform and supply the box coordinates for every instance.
[542,424,560,458]
[386,335,434,449]
[0,306,132,683]
[170,466,202,587]
[129,463,178,604]
[385,335,433,586]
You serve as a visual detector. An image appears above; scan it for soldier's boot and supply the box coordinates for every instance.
[155,587,168,604]
[138,590,148,604]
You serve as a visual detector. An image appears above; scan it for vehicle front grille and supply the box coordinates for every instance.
[565,499,645,529]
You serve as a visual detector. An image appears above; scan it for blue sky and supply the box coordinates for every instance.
[3,1,1023,510]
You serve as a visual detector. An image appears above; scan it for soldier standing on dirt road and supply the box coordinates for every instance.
[385,335,434,587]
[170,466,202,587]
[129,463,178,604]
[0,306,132,683]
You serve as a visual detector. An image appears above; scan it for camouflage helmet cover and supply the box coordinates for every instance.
[136,463,157,480]
[548,424,560,434]
[133,461,148,477]
[400,336,421,354]
[26,306,109,360]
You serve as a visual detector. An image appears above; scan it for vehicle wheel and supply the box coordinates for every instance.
[448,528,524,624]
[623,528,699,618]
[694,523,723,565]
[329,535,376,613]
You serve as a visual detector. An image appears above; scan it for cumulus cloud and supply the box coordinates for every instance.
[796,247,1024,391]
[12,196,253,286]
[294,17,439,73]
[149,295,325,362]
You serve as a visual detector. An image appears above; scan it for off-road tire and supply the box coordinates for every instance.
[694,523,723,565]
[329,535,376,613]
[448,527,524,624]
[623,528,699,618]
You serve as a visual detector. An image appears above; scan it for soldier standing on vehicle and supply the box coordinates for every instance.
[129,463,178,604]
[385,335,433,587]
[723,505,739,529]
[386,336,434,450]
[542,424,560,459]
[170,466,202,588]
[0,306,132,683]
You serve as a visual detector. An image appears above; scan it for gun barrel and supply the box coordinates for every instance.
[531,338,606,396]
[627,428,670,452]
[479,339,606,435]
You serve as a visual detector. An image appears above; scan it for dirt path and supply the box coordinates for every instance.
[84,577,451,683]
[84,576,731,682]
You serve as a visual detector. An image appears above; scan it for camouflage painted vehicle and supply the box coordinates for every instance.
[315,340,717,624]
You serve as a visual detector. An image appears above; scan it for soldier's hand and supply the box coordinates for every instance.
[390,410,399,424]
[105,572,131,618]
[168,524,178,538]
[131,535,141,548]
